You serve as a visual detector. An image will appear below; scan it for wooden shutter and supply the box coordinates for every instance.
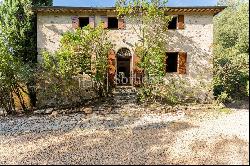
[118,17,125,29]
[89,16,95,28]
[133,54,144,86]
[101,16,108,29]
[72,16,79,29]
[108,49,116,86]
[177,15,185,29]
[178,52,187,74]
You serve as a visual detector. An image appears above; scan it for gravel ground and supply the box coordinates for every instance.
[0,104,249,165]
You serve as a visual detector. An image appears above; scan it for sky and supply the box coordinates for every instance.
[53,0,218,7]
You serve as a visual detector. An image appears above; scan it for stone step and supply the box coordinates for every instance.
[113,92,137,96]
[111,86,139,106]
[112,86,137,94]
[113,90,137,94]
[115,86,135,89]
[115,99,137,105]
[114,95,137,100]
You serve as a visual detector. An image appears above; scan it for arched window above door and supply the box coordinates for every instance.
[117,48,132,58]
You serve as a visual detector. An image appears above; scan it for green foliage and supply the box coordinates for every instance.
[219,107,232,114]
[38,25,112,107]
[53,24,111,95]
[214,1,249,102]
[116,0,173,102]
[0,0,76,113]
[216,91,231,103]
[32,0,52,7]
[0,0,35,63]
[0,38,33,113]
[0,0,35,113]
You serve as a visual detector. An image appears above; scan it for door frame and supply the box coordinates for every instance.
[115,48,133,86]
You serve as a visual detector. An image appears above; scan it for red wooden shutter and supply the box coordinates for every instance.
[89,16,95,28]
[72,16,79,29]
[178,52,187,74]
[177,15,185,29]
[133,54,143,86]
[101,16,108,29]
[108,49,116,86]
[118,17,125,29]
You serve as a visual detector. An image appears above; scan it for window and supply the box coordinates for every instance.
[108,17,118,29]
[168,16,177,29]
[166,52,178,72]
[79,17,89,28]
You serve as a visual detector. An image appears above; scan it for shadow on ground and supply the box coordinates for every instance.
[0,117,248,165]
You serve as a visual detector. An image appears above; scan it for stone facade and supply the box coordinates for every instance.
[37,9,216,102]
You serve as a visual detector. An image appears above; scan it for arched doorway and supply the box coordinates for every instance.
[116,48,132,85]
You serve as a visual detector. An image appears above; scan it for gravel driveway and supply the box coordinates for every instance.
[0,105,249,165]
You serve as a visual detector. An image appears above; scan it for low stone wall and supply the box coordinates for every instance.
[36,74,97,109]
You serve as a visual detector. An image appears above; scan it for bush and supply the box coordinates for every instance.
[0,0,37,114]
[0,43,33,113]
[213,1,249,102]
[36,25,112,108]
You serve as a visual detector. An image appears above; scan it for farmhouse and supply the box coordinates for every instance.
[35,6,225,101]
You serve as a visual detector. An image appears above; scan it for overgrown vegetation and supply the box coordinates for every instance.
[37,25,112,108]
[214,0,249,102]
[0,0,51,114]
[0,38,33,113]
[0,0,35,113]
[31,0,52,6]
[116,0,184,103]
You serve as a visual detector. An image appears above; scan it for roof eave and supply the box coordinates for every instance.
[33,6,227,15]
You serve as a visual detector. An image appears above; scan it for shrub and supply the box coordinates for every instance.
[214,1,249,102]
[36,25,112,108]
[0,42,33,113]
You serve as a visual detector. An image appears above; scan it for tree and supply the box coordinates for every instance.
[0,0,34,63]
[0,39,33,113]
[213,0,249,102]
[116,0,176,102]
[0,0,35,113]
[56,24,112,97]
[32,0,52,6]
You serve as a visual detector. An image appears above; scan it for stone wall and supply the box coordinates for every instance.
[165,14,214,101]
[37,12,214,102]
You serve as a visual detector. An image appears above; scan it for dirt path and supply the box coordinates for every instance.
[0,106,248,165]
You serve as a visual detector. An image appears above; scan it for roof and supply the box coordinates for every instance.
[34,6,226,15]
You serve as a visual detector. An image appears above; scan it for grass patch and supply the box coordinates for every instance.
[218,108,232,114]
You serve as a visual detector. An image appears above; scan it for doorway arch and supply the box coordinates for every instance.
[116,48,132,85]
